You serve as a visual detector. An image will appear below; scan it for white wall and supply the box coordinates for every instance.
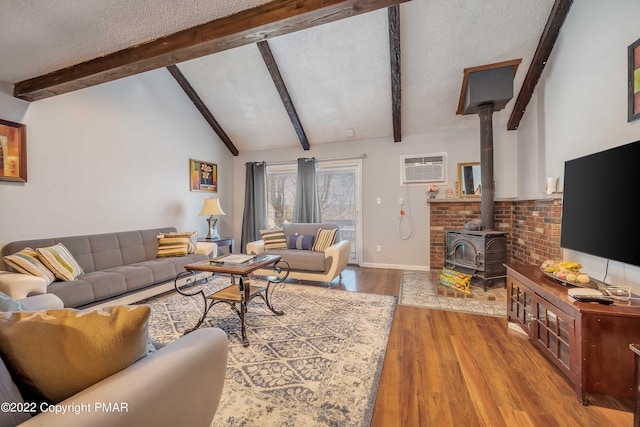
[0,69,234,252]
[517,0,640,290]
[232,123,518,270]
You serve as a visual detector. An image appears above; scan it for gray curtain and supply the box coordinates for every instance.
[241,162,267,251]
[293,157,322,223]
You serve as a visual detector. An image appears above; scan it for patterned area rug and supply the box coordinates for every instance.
[143,276,397,427]
[399,270,507,317]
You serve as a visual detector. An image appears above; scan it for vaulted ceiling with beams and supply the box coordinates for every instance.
[0,0,566,155]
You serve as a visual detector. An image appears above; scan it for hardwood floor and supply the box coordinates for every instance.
[326,266,633,427]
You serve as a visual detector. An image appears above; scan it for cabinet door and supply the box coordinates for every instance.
[532,295,575,378]
[507,275,534,338]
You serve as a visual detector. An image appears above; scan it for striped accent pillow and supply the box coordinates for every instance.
[158,232,198,253]
[36,243,84,281]
[156,235,189,257]
[4,248,56,285]
[313,228,337,252]
[260,228,287,250]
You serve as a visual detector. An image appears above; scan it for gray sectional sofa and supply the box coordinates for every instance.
[1,227,216,308]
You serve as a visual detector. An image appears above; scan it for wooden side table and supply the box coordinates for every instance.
[198,237,234,254]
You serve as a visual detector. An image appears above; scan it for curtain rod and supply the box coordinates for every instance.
[265,153,366,166]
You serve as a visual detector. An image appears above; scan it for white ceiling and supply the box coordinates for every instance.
[0,0,556,153]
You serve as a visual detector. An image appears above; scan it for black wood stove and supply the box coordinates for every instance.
[445,229,507,291]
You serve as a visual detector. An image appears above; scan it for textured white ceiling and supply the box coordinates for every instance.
[0,0,270,82]
[0,0,556,152]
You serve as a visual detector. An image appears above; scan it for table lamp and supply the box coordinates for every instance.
[199,198,225,239]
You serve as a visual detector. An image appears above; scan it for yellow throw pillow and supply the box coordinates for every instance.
[3,247,56,285]
[36,243,84,281]
[0,305,151,403]
[259,228,287,250]
[312,228,337,252]
[156,235,189,257]
[158,231,198,254]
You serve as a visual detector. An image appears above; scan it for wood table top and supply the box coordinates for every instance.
[184,253,281,275]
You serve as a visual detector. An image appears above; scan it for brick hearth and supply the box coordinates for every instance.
[428,196,562,268]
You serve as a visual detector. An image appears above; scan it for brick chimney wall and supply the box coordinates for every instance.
[429,197,562,268]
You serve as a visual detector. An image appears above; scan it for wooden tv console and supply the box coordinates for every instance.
[506,264,640,410]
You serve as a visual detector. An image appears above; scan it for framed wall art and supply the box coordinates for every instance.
[628,37,640,122]
[190,159,217,192]
[0,119,27,182]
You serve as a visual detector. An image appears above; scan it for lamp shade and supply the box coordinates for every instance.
[199,198,225,216]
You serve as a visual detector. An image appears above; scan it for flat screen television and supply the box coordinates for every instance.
[560,140,640,267]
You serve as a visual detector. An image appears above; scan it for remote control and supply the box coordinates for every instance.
[572,295,615,305]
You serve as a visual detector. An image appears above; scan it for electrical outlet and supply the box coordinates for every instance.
[399,197,403,205]
[376,245,381,252]
[376,197,381,205]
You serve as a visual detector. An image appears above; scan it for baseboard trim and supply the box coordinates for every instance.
[359,262,430,271]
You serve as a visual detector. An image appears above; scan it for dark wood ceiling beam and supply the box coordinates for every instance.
[257,40,310,150]
[166,65,239,156]
[388,5,401,142]
[14,0,409,102]
[507,0,573,130]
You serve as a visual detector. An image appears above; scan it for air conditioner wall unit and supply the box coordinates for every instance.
[400,153,446,184]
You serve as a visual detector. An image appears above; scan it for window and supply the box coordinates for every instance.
[266,166,296,228]
[266,159,362,264]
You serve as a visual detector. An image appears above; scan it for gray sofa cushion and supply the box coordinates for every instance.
[133,259,178,284]
[265,249,327,272]
[104,265,155,292]
[132,254,208,284]
[47,273,125,309]
[162,254,208,272]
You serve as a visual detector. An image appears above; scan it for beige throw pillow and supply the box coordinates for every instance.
[3,248,56,285]
[313,228,337,252]
[36,243,84,281]
[260,228,287,250]
[0,305,151,403]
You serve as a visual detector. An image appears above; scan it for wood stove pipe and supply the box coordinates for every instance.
[478,103,495,230]
[458,61,518,231]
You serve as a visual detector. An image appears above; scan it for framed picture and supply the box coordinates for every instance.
[0,119,27,182]
[190,159,217,192]
[628,37,640,122]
